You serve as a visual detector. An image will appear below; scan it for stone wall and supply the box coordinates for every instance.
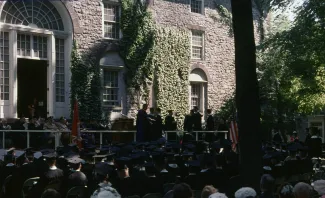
[151,0,262,112]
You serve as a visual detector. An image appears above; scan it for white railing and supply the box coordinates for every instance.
[0,130,228,149]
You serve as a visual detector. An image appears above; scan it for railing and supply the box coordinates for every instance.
[0,130,228,149]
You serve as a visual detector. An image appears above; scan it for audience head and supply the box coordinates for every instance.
[93,162,112,183]
[277,183,294,198]
[173,183,193,198]
[235,187,257,198]
[190,110,194,115]
[293,182,313,198]
[201,185,217,198]
[313,180,325,196]
[209,193,228,198]
[207,109,212,114]
[260,174,275,193]
[41,189,61,198]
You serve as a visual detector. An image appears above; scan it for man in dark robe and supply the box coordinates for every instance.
[148,108,156,141]
[136,104,149,142]
[306,127,322,157]
[153,108,163,140]
[193,106,202,131]
[205,109,215,142]
[165,110,177,131]
[184,110,194,132]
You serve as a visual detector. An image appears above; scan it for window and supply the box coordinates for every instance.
[191,31,204,60]
[33,36,48,59]
[103,70,119,106]
[0,32,9,100]
[55,38,65,102]
[103,3,120,39]
[17,34,31,57]
[191,84,201,110]
[191,0,203,14]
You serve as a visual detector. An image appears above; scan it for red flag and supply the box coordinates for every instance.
[72,100,82,148]
[229,121,238,152]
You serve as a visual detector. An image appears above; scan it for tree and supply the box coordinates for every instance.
[231,0,262,190]
[262,0,325,115]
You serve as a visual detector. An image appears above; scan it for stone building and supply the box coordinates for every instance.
[0,0,261,120]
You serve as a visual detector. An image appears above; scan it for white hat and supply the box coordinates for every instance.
[235,187,257,198]
[313,180,325,195]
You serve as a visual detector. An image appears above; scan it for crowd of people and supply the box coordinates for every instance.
[0,126,323,198]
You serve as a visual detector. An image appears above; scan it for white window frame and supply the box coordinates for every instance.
[189,82,207,115]
[101,68,121,107]
[101,1,122,40]
[190,0,204,14]
[191,30,204,60]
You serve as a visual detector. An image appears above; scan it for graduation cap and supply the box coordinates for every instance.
[67,157,85,165]
[94,162,112,176]
[33,152,43,159]
[84,145,96,152]
[186,160,200,167]
[115,157,131,170]
[43,152,57,160]
[40,149,55,155]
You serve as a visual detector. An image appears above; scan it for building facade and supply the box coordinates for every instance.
[0,0,261,120]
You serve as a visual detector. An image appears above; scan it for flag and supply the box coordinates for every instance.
[71,99,82,149]
[229,120,238,151]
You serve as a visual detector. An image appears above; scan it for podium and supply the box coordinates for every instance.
[111,118,135,143]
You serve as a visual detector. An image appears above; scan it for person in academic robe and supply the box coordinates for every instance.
[0,154,17,193]
[193,106,203,131]
[61,157,88,197]
[184,110,194,133]
[165,110,177,131]
[272,128,283,142]
[205,109,215,142]
[136,104,149,142]
[153,108,163,140]
[30,153,64,197]
[306,127,322,157]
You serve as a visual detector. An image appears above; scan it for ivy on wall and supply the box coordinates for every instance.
[120,0,190,128]
[120,0,155,107]
[210,3,233,36]
[152,27,191,129]
[70,41,102,121]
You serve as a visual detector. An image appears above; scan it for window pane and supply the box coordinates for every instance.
[191,0,202,14]
[0,32,10,100]
[191,84,201,110]
[103,70,119,106]
[191,31,203,59]
[103,3,120,39]
[55,38,65,102]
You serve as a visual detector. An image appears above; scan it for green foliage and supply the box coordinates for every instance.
[259,0,325,115]
[70,41,102,120]
[211,4,233,36]
[120,0,155,105]
[214,94,236,120]
[120,0,190,129]
[153,27,190,129]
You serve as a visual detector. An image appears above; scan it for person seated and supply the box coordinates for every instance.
[0,119,11,130]
[235,187,257,198]
[143,162,163,195]
[66,157,88,190]
[277,183,294,198]
[293,182,313,198]
[202,185,217,198]
[260,174,275,198]
[173,183,193,198]
[91,162,121,198]
[41,189,62,198]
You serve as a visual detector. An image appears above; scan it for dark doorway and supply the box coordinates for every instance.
[17,59,47,119]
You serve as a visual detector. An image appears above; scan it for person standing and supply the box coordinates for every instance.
[153,108,163,140]
[205,109,214,131]
[183,110,194,132]
[136,104,149,142]
[165,110,177,131]
[193,106,203,131]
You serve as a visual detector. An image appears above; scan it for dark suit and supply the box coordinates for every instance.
[307,137,322,157]
[153,114,163,140]
[206,115,214,131]
[184,115,193,132]
[165,115,176,130]
[193,112,202,131]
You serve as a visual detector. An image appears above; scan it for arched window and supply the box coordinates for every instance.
[189,68,207,112]
[0,0,64,31]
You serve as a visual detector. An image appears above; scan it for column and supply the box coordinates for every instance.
[47,34,55,117]
[9,30,17,118]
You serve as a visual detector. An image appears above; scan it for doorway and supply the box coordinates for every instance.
[17,59,47,118]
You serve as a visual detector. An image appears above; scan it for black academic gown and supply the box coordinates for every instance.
[183,115,193,132]
[193,112,202,131]
[165,116,176,131]
[307,137,322,157]
[153,115,163,140]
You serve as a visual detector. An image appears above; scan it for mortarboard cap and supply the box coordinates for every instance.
[67,157,84,165]
[43,152,57,159]
[115,157,131,170]
[33,152,43,159]
[186,160,200,167]
[94,162,112,176]
[14,150,25,159]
